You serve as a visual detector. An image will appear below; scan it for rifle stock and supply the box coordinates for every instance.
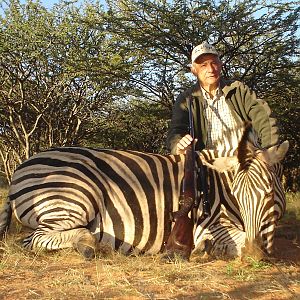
[165,142,196,259]
[165,97,197,260]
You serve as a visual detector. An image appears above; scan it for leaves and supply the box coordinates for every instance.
[0,0,298,189]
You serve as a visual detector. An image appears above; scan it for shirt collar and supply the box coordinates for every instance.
[200,85,223,102]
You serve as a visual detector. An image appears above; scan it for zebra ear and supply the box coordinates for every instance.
[200,155,239,173]
[262,141,289,165]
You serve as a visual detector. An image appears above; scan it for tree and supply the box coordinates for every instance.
[105,0,299,97]
[0,0,298,189]
[266,67,300,191]
[0,0,137,182]
[103,0,299,189]
[89,99,170,153]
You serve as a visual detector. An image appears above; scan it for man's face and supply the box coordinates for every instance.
[191,54,222,89]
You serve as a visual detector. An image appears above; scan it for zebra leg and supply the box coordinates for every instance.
[204,222,246,258]
[72,228,97,259]
[22,226,96,259]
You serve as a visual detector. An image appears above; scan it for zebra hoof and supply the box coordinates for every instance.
[76,243,96,260]
[74,232,97,260]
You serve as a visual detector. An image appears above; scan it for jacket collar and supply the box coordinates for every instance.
[191,78,239,98]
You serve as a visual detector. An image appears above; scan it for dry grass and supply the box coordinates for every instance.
[0,187,8,202]
[0,236,299,300]
[284,192,300,223]
[0,189,299,299]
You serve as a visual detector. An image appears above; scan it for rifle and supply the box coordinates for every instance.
[165,96,211,260]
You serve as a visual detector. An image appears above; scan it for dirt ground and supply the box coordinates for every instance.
[0,222,299,300]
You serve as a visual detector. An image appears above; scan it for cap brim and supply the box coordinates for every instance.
[192,52,219,63]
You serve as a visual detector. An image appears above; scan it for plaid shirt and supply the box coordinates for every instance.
[201,86,242,150]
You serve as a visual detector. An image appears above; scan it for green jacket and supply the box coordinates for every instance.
[166,79,279,154]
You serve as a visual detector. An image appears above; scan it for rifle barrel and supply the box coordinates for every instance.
[187,96,211,218]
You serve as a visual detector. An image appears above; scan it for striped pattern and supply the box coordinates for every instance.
[0,133,288,258]
[232,150,286,255]
[8,148,185,255]
[193,135,288,257]
[201,86,242,151]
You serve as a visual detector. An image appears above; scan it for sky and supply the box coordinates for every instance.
[20,0,105,9]
[39,0,62,8]
[20,0,63,8]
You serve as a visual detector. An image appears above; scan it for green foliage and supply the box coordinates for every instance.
[0,0,298,189]
[0,0,139,181]
[87,99,170,153]
[104,0,299,188]
[226,258,271,281]
[106,0,299,96]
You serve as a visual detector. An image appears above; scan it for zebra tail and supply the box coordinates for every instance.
[0,197,12,239]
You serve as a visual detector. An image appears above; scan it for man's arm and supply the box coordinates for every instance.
[241,85,280,148]
[166,94,190,154]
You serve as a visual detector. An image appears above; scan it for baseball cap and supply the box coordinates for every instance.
[191,41,219,63]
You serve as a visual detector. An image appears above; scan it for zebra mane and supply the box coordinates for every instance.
[237,121,255,170]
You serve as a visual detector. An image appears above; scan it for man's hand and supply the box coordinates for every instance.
[176,134,194,154]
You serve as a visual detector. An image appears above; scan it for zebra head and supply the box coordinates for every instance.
[200,124,289,259]
[233,129,289,259]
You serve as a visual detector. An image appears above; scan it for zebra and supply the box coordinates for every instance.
[197,127,289,259]
[0,125,289,259]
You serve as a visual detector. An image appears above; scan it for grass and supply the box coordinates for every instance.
[0,239,298,299]
[0,190,299,299]
[225,257,272,281]
[282,192,300,224]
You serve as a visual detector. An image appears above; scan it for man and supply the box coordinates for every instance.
[165,42,280,260]
[166,41,279,154]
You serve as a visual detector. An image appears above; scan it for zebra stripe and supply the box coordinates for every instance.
[193,137,288,258]
[0,132,289,259]
[6,148,185,255]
